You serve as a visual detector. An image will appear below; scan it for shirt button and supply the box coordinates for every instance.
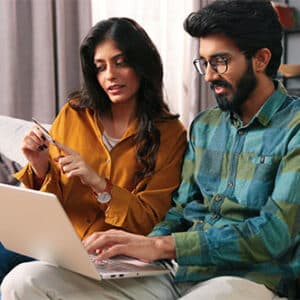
[215,195,222,201]
[105,158,111,163]
[228,182,234,187]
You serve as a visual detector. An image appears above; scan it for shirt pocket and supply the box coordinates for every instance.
[249,154,280,182]
[250,155,273,165]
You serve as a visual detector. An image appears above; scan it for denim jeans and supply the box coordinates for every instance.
[0,242,34,284]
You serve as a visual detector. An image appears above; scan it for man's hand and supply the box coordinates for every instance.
[82,229,176,263]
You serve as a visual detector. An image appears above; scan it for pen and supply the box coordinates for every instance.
[32,117,56,145]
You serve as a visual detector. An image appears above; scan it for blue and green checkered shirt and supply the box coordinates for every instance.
[150,82,300,297]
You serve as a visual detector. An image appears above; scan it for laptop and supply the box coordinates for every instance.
[0,183,170,280]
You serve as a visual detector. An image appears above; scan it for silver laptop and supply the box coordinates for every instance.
[0,183,170,280]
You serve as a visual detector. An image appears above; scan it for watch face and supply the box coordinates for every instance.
[97,192,111,203]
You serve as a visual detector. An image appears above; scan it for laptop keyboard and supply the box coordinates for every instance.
[89,254,137,272]
[89,254,111,266]
[89,254,166,274]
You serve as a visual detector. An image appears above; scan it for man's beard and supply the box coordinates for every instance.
[210,61,257,113]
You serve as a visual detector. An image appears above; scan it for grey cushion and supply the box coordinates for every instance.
[0,152,21,185]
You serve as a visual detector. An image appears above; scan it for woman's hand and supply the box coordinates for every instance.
[21,126,50,178]
[82,229,176,263]
[54,142,106,191]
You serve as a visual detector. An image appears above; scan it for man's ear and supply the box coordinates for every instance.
[253,48,272,73]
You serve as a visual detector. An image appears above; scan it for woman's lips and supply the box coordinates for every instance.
[107,85,124,95]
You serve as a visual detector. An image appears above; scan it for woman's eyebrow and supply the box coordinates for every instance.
[94,53,124,63]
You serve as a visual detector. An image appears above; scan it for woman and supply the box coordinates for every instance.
[0,17,186,284]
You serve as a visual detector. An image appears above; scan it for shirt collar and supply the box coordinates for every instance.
[92,111,139,141]
[229,80,288,127]
[255,80,287,127]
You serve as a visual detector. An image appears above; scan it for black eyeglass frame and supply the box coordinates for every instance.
[193,55,232,76]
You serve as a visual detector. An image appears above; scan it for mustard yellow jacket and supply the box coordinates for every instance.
[16,103,187,238]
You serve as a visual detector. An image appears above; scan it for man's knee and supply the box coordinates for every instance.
[181,276,280,300]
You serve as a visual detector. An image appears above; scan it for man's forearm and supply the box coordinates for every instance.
[152,235,176,260]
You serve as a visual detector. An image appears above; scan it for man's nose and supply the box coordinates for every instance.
[204,64,219,83]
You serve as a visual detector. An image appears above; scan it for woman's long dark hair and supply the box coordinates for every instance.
[69,17,178,184]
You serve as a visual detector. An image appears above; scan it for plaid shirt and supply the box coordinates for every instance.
[150,82,300,297]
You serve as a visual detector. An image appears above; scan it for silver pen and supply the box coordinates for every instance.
[32,117,56,145]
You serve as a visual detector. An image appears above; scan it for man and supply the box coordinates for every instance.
[1,1,300,299]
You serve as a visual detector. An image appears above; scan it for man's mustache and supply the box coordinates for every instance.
[210,80,232,90]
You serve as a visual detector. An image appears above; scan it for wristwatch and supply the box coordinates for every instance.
[95,178,113,203]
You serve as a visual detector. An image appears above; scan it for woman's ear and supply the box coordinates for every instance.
[253,48,272,73]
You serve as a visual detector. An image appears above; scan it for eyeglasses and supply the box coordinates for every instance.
[193,55,231,76]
